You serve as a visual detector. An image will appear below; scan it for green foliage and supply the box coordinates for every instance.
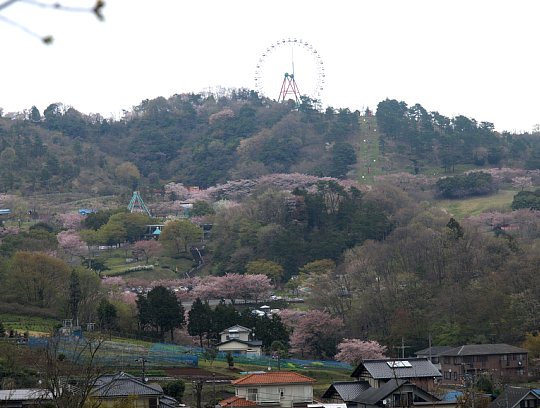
[160,219,202,258]
[136,286,185,341]
[187,298,213,348]
[511,189,540,210]
[436,171,496,198]
[163,379,185,401]
[97,299,117,333]
[190,200,215,216]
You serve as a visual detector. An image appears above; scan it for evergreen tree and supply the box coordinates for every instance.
[187,298,212,348]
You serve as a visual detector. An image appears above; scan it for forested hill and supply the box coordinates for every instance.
[1,91,540,195]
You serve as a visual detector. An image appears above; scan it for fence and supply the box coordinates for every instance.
[26,337,350,371]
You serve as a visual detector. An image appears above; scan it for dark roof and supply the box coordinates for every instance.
[219,325,252,335]
[353,379,409,405]
[160,395,181,408]
[92,372,163,398]
[491,387,540,408]
[217,339,262,347]
[415,346,454,356]
[321,381,371,401]
[350,358,441,379]
[440,344,528,356]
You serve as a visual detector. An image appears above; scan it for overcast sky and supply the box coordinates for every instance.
[0,0,538,132]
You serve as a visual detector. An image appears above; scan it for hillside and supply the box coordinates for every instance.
[1,92,540,367]
[1,93,540,198]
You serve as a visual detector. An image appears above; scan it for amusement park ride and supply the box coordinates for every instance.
[254,38,325,105]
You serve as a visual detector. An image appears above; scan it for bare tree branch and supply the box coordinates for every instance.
[0,0,105,44]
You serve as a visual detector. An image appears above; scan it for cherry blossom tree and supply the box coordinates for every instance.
[288,310,344,359]
[190,274,272,304]
[57,212,85,230]
[335,339,387,365]
[132,240,162,264]
[57,229,86,262]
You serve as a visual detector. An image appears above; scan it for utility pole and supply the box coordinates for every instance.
[135,357,148,383]
[393,337,411,359]
[192,379,204,408]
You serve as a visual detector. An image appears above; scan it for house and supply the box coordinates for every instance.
[490,386,540,408]
[414,346,454,368]
[438,344,528,384]
[217,325,263,357]
[220,371,316,408]
[0,388,52,407]
[350,358,442,392]
[91,372,180,408]
[321,379,445,408]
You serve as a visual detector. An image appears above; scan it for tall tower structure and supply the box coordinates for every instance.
[127,191,151,217]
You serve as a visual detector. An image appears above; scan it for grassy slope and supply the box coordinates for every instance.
[436,189,516,220]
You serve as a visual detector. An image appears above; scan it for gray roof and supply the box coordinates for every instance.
[217,339,262,347]
[92,372,163,398]
[219,325,252,335]
[491,387,540,408]
[353,379,408,405]
[161,395,181,408]
[321,381,371,401]
[351,358,442,379]
[415,346,454,356]
[0,389,52,401]
[440,344,528,356]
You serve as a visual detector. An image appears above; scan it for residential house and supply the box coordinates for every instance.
[321,379,446,408]
[490,386,540,408]
[91,372,179,408]
[350,358,442,392]
[0,389,52,407]
[217,325,263,357]
[414,347,454,369]
[438,344,528,384]
[220,371,315,408]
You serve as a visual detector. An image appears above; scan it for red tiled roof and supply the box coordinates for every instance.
[220,396,258,407]
[232,371,316,386]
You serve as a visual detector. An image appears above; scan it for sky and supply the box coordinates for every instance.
[0,0,539,133]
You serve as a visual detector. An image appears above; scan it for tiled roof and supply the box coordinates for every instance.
[491,387,540,408]
[219,325,252,335]
[321,381,371,401]
[0,389,53,401]
[232,371,316,386]
[351,358,441,379]
[92,372,163,398]
[440,344,528,356]
[415,346,454,356]
[353,379,408,405]
[220,396,258,407]
[217,339,263,347]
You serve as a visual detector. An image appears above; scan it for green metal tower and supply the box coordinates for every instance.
[127,191,151,217]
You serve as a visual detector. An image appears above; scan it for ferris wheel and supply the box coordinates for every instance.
[254,38,325,104]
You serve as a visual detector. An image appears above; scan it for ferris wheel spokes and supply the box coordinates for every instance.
[254,38,325,105]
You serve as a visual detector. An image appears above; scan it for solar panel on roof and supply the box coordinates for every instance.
[387,361,412,368]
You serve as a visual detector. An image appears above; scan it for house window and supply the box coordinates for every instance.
[453,372,457,381]
[247,388,258,402]
[149,398,158,408]
[279,388,285,400]
[443,357,450,364]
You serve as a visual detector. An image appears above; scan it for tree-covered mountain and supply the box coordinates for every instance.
[2,91,539,196]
